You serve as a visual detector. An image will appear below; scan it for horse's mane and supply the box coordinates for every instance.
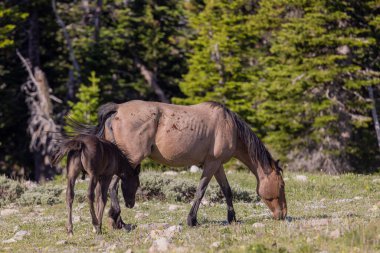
[66,102,118,138]
[206,101,281,175]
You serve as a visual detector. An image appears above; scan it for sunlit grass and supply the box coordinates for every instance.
[0,171,379,252]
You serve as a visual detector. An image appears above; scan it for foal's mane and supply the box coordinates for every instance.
[206,101,281,175]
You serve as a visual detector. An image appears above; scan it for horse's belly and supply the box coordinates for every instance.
[149,136,209,167]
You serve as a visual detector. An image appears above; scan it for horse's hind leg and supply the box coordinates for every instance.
[87,175,100,234]
[187,161,221,227]
[66,155,81,236]
[108,175,125,229]
[96,176,112,234]
[214,167,236,223]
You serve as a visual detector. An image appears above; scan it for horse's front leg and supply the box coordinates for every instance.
[108,175,125,229]
[88,176,100,233]
[187,161,220,227]
[214,167,236,223]
[95,176,112,234]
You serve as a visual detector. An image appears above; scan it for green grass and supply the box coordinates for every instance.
[0,171,379,252]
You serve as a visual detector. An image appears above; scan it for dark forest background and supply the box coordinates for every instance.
[1,0,380,181]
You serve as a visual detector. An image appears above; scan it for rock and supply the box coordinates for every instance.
[56,240,67,245]
[227,170,234,174]
[163,225,182,239]
[252,222,265,228]
[168,204,180,211]
[106,244,117,252]
[135,212,149,219]
[189,165,200,173]
[372,178,380,183]
[285,216,293,222]
[163,171,178,176]
[308,218,329,227]
[149,237,170,252]
[0,209,19,216]
[353,196,362,200]
[139,223,170,231]
[329,229,340,239]
[211,241,221,248]
[201,198,209,206]
[295,175,307,182]
[73,215,81,223]
[2,230,29,243]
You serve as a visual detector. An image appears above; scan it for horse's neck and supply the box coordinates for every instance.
[234,141,266,181]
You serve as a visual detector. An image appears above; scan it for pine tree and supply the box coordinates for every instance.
[65,71,100,132]
[249,0,380,172]
[173,0,259,121]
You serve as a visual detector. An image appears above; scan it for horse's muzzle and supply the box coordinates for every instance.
[273,208,287,220]
[125,201,135,209]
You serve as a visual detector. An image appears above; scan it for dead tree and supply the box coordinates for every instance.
[17,51,62,182]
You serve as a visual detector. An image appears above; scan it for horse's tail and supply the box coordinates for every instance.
[66,102,119,138]
[51,138,83,167]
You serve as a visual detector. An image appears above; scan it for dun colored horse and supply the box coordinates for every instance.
[51,134,140,235]
[73,100,287,228]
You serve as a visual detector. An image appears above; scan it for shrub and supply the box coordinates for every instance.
[0,176,26,207]
[17,185,63,206]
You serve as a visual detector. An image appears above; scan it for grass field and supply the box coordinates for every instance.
[1,170,379,253]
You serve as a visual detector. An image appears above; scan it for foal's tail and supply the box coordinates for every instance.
[51,138,83,167]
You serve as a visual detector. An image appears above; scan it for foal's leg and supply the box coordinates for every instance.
[187,161,221,227]
[66,156,81,236]
[96,176,112,234]
[108,175,125,229]
[214,167,236,223]
[87,175,100,233]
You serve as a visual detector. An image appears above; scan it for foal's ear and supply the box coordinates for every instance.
[275,159,280,166]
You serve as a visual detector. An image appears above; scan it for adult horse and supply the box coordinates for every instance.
[73,100,287,228]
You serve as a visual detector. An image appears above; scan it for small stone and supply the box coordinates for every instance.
[2,238,17,244]
[168,204,180,211]
[163,171,178,176]
[72,215,81,223]
[163,225,182,239]
[211,241,221,248]
[353,196,362,200]
[13,230,29,241]
[0,209,19,216]
[201,198,209,206]
[139,223,170,230]
[227,170,234,174]
[252,222,265,228]
[135,212,149,219]
[56,240,67,245]
[295,175,307,182]
[372,178,380,183]
[329,229,340,239]
[149,237,170,252]
[308,218,329,227]
[189,165,200,173]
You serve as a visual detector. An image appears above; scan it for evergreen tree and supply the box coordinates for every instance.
[65,71,100,132]
[250,0,380,172]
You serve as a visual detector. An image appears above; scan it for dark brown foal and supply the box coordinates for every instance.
[51,134,140,236]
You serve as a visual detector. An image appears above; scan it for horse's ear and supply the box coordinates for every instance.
[276,159,280,166]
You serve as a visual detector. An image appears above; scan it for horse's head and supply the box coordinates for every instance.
[120,165,140,208]
[258,160,287,220]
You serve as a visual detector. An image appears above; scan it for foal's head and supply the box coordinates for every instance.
[120,164,140,208]
[258,160,287,220]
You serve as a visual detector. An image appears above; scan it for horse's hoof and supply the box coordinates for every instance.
[227,212,237,224]
[187,216,198,227]
[67,231,73,237]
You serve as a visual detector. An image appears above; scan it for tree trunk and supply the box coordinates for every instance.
[368,86,380,152]
[28,10,40,67]
[17,50,61,182]
[94,0,103,43]
[134,57,169,103]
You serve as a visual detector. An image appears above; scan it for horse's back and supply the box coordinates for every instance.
[112,100,237,166]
